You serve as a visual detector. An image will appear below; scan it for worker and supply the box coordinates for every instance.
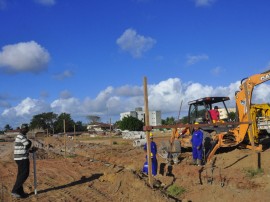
[191,123,203,166]
[11,124,32,198]
[206,106,220,123]
[142,132,158,176]
[168,128,187,164]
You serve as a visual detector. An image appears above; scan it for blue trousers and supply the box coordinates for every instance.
[192,146,202,160]
[142,158,158,176]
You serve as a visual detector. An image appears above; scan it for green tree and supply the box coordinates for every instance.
[162,116,176,125]
[30,112,58,134]
[228,111,236,121]
[4,124,13,131]
[75,121,87,132]
[86,115,101,123]
[118,116,144,131]
[54,113,75,133]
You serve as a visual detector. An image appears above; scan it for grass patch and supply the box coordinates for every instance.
[245,168,264,178]
[66,154,77,158]
[167,184,185,197]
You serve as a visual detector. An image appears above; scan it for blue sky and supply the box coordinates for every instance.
[1,0,270,128]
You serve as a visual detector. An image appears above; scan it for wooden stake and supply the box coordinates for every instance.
[143,77,153,188]
[64,119,66,158]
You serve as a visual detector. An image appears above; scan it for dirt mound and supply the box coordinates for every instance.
[1,136,270,201]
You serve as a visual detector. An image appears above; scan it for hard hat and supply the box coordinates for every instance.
[194,122,199,125]
[150,132,153,138]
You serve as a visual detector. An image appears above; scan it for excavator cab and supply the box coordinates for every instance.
[188,97,232,134]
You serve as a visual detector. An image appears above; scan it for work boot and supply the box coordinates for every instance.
[197,159,202,166]
[192,159,197,165]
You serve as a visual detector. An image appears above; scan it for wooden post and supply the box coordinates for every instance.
[110,118,113,154]
[73,124,76,154]
[144,77,153,188]
[64,119,66,158]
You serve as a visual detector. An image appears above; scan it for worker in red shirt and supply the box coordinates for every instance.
[206,106,220,123]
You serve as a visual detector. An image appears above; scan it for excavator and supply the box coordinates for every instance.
[159,69,270,163]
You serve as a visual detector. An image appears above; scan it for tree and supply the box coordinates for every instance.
[54,113,75,133]
[118,116,144,131]
[86,115,101,123]
[4,124,13,131]
[181,116,189,124]
[75,121,87,132]
[162,116,176,125]
[228,111,236,121]
[30,112,58,134]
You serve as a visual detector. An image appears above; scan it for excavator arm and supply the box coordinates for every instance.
[233,69,270,143]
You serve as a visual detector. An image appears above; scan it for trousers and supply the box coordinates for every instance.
[12,159,30,195]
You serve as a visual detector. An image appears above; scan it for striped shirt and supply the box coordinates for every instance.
[14,133,31,160]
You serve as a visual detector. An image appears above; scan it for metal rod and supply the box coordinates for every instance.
[33,151,37,195]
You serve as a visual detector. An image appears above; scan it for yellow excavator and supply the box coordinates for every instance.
[202,69,270,161]
[159,70,270,163]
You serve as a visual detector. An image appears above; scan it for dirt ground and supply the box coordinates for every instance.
[1,134,270,202]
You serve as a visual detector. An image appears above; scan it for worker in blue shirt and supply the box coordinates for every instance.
[142,132,158,176]
[191,123,203,166]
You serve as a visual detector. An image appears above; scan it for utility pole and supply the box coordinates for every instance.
[64,119,66,158]
[177,100,183,121]
[144,77,153,188]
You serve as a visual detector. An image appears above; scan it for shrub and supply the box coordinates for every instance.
[245,168,264,178]
[167,184,185,197]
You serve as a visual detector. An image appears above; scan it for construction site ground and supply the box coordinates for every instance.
[1,133,270,202]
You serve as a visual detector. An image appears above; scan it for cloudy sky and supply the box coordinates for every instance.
[1,0,270,128]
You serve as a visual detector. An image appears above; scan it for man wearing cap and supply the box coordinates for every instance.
[11,124,32,198]
[206,106,220,123]
[191,123,203,166]
[142,133,158,176]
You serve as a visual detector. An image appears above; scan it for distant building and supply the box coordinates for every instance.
[219,108,236,119]
[87,122,112,132]
[120,107,162,126]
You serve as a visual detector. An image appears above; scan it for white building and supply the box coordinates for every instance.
[219,108,236,119]
[120,107,162,126]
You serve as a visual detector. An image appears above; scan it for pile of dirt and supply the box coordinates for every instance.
[1,136,270,201]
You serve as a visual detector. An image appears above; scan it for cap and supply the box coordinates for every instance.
[214,106,219,109]
[20,124,29,129]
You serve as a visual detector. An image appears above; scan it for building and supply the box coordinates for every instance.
[219,107,236,119]
[120,107,162,126]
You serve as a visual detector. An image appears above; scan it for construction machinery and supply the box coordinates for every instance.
[158,69,270,163]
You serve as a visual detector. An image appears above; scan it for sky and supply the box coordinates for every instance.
[1,0,270,129]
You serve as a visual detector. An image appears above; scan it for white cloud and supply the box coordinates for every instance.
[2,78,270,128]
[116,28,156,58]
[186,54,209,65]
[1,97,50,127]
[194,0,216,7]
[252,84,270,103]
[34,0,56,6]
[0,41,50,73]
[53,70,74,80]
[51,97,81,115]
